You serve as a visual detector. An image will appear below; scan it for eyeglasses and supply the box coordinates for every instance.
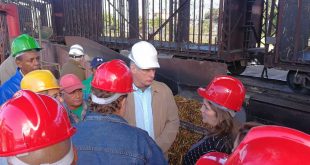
[51,92,62,99]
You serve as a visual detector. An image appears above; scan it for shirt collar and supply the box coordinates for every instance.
[132,83,152,93]
[86,113,128,124]
[18,68,25,76]
[63,101,87,111]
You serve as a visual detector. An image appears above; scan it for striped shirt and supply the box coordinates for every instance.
[182,135,232,165]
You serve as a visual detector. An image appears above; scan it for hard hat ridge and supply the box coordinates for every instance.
[225,125,310,165]
[128,41,160,69]
[21,70,59,92]
[197,75,246,112]
[0,90,76,156]
[69,44,84,57]
[91,59,133,93]
[11,34,42,58]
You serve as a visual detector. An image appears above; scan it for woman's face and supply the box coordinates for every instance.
[200,99,218,126]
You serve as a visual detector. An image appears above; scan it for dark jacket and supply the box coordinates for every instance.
[183,134,233,165]
[0,68,23,105]
[72,113,167,165]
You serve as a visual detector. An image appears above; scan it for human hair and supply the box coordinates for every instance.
[234,122,263,147]
[89,87,127,114]
[130,61,143,71]
[206,102,242,149]
[15,54,24,61]
[129,61,136,69]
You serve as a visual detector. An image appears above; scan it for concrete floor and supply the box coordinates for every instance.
[178,65,289,100]
[241,65,288,81]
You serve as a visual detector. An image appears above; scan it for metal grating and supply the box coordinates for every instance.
[0,13,10,63]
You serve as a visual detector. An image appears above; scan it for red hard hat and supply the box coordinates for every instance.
[226,125,310,165]
[91,59,133,93]
[0,90,76,156]
[197,75,245,111]
[196,152,228,165]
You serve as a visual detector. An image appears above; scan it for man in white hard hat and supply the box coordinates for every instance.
[60,44,86,81]
[125,41,180,158]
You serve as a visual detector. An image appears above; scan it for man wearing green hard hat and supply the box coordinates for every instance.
[0,34,41,105]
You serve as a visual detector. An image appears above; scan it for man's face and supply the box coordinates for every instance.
[91,67,97,75]
[130,64,156,89]
[62,89,83,109]
[39,88,63,103]
[16,51,40,75]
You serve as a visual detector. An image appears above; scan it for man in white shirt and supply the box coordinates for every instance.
[124,41,180,158]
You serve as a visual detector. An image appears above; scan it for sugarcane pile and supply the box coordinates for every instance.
[168,95,206,164]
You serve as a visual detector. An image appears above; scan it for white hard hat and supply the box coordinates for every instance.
[128,41,160,69]
[69,44,84,57]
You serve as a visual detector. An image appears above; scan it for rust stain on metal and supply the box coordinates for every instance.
[157,58,227,87]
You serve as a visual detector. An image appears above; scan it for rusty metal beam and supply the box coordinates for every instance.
[209,0,213,54]
[141,0,146,40]
[0,3,20,38]
[275,0,289,64]
[128,0,140,39]
[157,58,227,87]
[0,13,10,64]
[168,0,173,42]
[292,0,302,61]
[149,0,190,41]
[175,0,190,43]
[217,0,224,57]
[52,0,64,37]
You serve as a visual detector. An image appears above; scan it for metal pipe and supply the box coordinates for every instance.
[217,0,224,57]
[275,0,284,63]
[293,0,302,61]
[169,0,173,42]
[142,0,146,40]
[192,0,196,42]
[107,0,142,39]
[198,0,202,44]
[209,0,213,54]
[0,3,20,38]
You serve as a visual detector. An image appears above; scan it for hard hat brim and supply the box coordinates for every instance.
[129,54,160,69]
[197,87,209,100]
[61,84,85,93]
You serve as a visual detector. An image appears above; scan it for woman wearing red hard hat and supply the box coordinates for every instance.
[183,75,246,165]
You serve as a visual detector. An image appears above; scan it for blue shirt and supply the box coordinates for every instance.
[133,84,155,139]
[72,113,167,165]
[0,158,7,165]
[0,68,23,105]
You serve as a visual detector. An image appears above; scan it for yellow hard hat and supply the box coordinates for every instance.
[21,70,59,92]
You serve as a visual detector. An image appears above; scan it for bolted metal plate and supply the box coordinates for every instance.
[157,58,227,87]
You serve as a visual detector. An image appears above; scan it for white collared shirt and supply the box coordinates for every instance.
[133,84,155,139]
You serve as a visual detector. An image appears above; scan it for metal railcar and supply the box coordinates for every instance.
[0,0,309,92]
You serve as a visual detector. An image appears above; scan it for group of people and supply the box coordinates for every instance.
[0,33,309,165]
[0,34,179,164]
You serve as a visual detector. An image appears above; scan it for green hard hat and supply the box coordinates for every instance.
[11,34,42,57]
